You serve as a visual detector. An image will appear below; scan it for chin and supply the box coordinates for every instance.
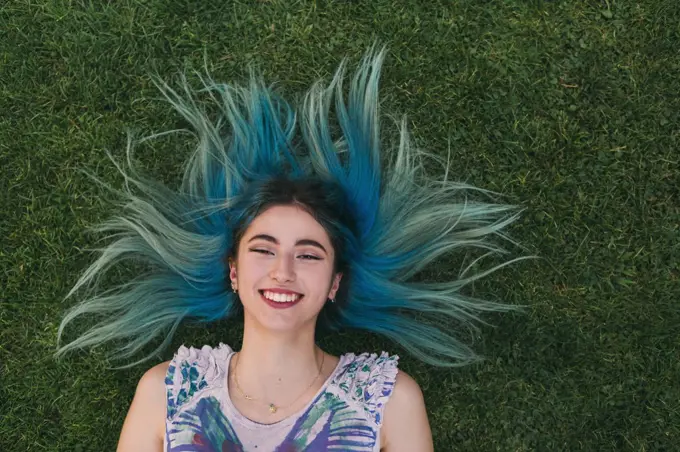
[244,307,319,332]
[257,317,314,334]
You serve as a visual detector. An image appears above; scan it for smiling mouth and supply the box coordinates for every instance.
[258,290,304,305]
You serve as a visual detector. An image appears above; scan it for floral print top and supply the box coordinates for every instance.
[164,343,399,452]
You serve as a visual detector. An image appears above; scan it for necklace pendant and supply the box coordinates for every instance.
[269,403,277,414]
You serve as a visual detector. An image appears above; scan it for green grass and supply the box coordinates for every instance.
[2,0,678,450]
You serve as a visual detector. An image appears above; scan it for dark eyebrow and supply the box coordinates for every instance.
[247,234,327,254]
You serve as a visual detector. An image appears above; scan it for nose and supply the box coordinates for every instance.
[269,252,296,283]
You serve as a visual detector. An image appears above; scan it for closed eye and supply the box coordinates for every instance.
[249,248,274,255]
[299,255,321,260]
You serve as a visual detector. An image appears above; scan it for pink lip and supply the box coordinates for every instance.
[259,291,304,310]
[260,288,303,295]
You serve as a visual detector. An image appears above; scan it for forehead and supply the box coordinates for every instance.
[244,205,331,244]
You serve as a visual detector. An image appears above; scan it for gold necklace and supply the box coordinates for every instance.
[232,350,325,414]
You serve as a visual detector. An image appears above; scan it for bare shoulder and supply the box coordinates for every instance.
[392,371,423,401]
[141,360,172,387]
[380,370,434,452]
[116,360,172,452]
[135,360,172,417]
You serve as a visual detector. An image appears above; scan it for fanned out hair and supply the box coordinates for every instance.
[55,45,535,369]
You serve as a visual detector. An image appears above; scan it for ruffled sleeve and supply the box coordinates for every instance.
[165,342,233,421]
[334,351,400,427]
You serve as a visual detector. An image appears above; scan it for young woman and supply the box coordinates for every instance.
[55,45,531,451]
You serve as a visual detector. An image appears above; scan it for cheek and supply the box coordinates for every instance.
[234,254,261,281]
[304,265,336,292]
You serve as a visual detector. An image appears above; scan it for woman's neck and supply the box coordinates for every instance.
[232,319,325,400]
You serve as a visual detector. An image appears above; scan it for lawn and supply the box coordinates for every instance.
[1,0,678,450]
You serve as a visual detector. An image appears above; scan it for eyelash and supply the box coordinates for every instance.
[249,248,321,261]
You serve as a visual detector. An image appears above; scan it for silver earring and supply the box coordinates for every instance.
[231,282,237,293]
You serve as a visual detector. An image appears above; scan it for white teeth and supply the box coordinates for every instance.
[262,291,301,303]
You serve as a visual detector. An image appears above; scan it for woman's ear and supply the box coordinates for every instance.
[328,272,343,300]
[228,258,237,287]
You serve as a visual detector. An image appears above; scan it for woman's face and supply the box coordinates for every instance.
[229,204,342,333]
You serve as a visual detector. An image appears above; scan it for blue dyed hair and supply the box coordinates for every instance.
[55,45,536,369]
